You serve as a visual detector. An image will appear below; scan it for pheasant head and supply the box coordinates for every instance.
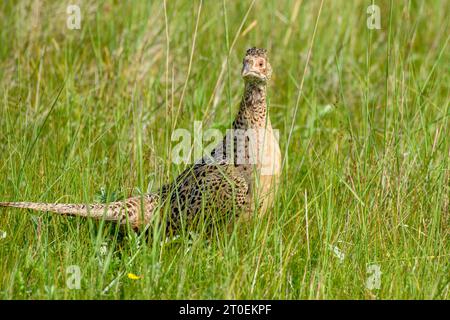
[241,47,272,84]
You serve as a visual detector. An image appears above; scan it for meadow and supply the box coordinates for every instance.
[0,0,448,299]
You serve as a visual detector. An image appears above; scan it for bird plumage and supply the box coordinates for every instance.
[0,47,281,232]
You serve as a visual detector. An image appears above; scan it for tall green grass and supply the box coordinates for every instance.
[0,0,448,299]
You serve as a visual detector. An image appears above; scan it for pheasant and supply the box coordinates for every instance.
[0,47,281,232]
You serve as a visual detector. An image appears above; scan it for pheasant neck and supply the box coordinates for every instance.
[233,82,268,129]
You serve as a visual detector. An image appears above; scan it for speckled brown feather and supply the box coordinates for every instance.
[0,195,159,229]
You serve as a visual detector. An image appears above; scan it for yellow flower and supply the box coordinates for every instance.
[127,273,142,280]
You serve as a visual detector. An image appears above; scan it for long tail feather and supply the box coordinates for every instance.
[0,194,159,228]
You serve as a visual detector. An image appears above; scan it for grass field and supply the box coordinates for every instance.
[0,0,448,299]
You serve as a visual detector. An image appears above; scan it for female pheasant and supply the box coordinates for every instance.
[0,48,281,231]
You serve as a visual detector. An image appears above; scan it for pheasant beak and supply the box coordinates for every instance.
[242,61,264,81]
